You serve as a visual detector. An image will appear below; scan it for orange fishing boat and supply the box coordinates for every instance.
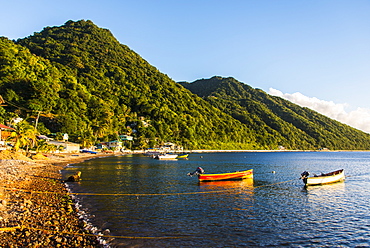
[188,167,253,181]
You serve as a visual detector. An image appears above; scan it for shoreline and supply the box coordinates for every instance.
[0,151,113,247]
[181,149,370,153]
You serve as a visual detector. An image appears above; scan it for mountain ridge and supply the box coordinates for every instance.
[180,76,370,150]
[0,20,369,150]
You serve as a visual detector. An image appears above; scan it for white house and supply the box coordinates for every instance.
[107,140,123,151]
[47,140,80,153]
[120,135,133,141]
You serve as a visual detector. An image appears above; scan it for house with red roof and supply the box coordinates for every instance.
[0,124,15,148]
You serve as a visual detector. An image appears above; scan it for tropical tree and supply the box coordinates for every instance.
[78,126,96,148]
[8,120,37,151]
[35,139,49,153]
[34,139,58,153]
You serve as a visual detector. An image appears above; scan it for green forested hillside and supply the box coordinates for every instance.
[180,76,370,150]
[0,20,261,150]
[0,20,369,150]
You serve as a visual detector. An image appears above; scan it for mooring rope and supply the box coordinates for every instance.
[0,178,298,240]
[1,186,242,196]
[0,225,183,239]
[254,178,298,188]
[0,178,298,196]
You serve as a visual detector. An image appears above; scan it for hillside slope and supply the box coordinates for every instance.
[1,20,259,150]
[180,76,370,150]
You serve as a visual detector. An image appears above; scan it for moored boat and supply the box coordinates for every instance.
[177,154,188,159]
[154,154,178,160]
[199,178,254,187]
[300,169,345,186]
[188,167,253,181]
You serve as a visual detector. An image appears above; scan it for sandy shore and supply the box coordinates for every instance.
[0,151,113,247]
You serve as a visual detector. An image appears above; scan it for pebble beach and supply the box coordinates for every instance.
[0,150,112,247]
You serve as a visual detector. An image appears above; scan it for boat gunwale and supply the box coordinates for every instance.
[199,169,253,177]
[308,169,344,179]
[304,169,345,186]
[198,169,253,181]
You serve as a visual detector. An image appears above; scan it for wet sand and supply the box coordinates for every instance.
[0,151,113,247]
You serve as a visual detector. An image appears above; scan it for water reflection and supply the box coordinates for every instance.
[198,178,254,190]
[303,180,346,192]
[303,181,346,205]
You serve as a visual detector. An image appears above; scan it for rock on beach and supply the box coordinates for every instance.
[0,150,109,247]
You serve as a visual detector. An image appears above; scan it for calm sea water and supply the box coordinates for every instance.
[63,152,370,247]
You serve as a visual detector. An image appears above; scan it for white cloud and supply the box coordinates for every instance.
[268,88,370,134]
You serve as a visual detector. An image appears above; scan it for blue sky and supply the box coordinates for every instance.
[1,0,370,132]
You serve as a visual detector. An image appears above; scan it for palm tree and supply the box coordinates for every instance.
[35,139,50,153]
[78,125,96,148]
[8,120,37,151]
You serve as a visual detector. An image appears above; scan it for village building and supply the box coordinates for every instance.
[107,140,123,151]
[119,135,133,141]
[162,142,183,152]
[47,140,80,153]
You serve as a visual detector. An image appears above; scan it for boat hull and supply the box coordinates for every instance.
[155,154,178,160]
[303,169,345,186]
[177,154,188,159]
[198,169,253,182]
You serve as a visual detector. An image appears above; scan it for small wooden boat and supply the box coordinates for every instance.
[196,169,253,181]
[300,169,345,186]
[199,178,254,187]
[177,154,188,159]
[199,169,253,181]
[81,149,98,154]
[154,154,178,160]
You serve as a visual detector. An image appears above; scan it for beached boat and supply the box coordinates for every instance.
[177,154,188,159]
[300,169,345,186]
[154,154,178,160]
[188,167,253,181]
[81,149,98,154]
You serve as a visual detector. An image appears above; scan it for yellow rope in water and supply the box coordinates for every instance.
[1,187,244,196]
[1,178,297,196]
[0,179,298,240]
[254,178,298,188]
[0,225,182,239]
[0,225,20,232]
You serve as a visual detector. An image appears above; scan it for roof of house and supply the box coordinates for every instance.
[0,124,15,130]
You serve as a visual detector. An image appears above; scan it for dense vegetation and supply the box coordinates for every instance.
[0,20,259,150]
[181,77,370,150]
[0,20,369,150]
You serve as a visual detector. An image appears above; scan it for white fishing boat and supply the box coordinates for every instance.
[300,169,345,186]
[154,154,178,160]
